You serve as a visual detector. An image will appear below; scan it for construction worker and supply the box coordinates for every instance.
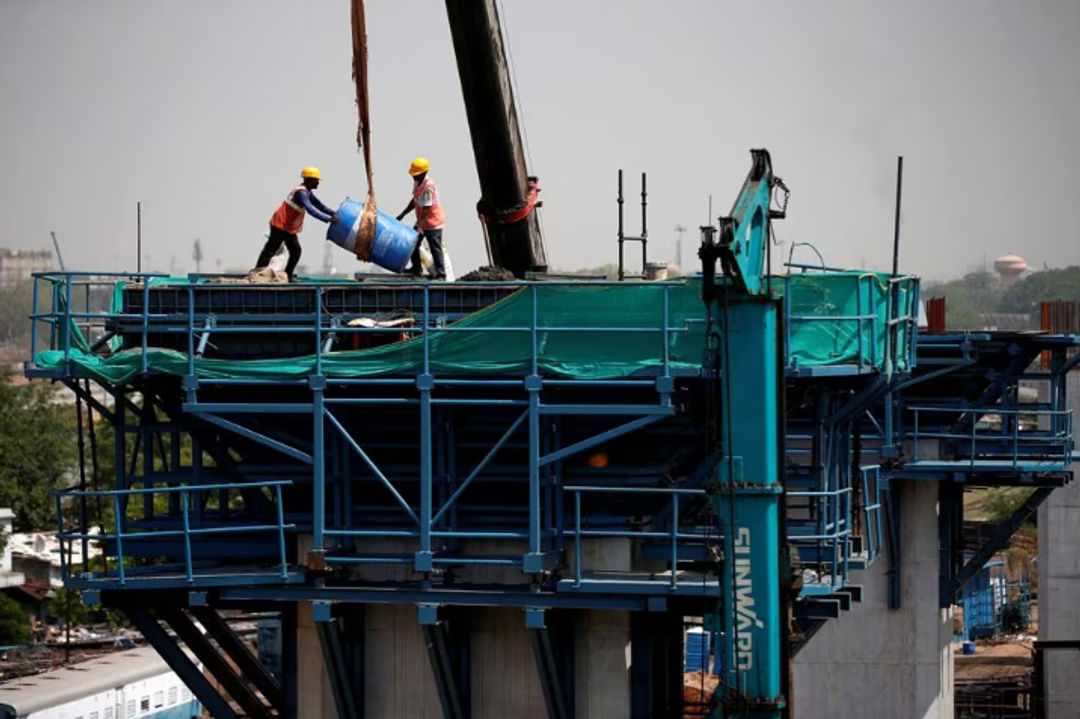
[396,157,446,279]
[256,167,337,281]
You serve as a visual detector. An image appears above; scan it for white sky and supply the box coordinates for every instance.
[2,0,1079,279]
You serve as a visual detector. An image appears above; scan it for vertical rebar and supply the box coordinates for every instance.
[313,389,325,552]
[617,169,625,281]
[892,156,903,277]
[640,172,648,275]
[137,201,142,274]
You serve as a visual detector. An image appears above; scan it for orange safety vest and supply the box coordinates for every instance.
[270,184,308,234]
[413,177,445,230]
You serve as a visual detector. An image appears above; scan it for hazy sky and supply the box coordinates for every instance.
[2,1,1079,280]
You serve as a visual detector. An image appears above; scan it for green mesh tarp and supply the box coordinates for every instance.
[782,271,915,373]
[32,273,916,383]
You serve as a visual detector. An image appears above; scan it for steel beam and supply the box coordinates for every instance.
[630,611,681,719]
[317,618,361,719]
[420,614,468,719]
[190,606,283,713]
[125,606,239,719]
[949,486,1054,600]
[220,585,660,611]
[528,610,572,719]
[197,412,313,464]
[158,606,274,719]
[883,481,902,610]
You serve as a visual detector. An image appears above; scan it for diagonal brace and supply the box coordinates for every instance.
[190,606,283,713]
[433,410,528,524]
[326,408,419,525]
[159,606,274,719]
[539,414,665,467]
[197,412,313,464]
[125,606,239,719]
[530,625,571,719]
[421,620,468,719]
[317,619,361,719]
[949,486,1054,599]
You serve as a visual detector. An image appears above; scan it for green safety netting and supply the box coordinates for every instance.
[32,273,915,383]
[782,271,916,372]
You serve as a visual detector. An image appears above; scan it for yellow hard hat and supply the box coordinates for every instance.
[301,166,322,180]
[409,157,430,176]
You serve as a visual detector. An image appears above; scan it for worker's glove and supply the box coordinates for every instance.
[329,213,338,223]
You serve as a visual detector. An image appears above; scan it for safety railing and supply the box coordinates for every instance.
[27,271,926,385]
[857,465,885,567]
[27,272,170,378]
[54,480,293,586]
[786,479,852,594]
[25,272,703,384]
[780,268,920,375]
[907,406,1074,469]
[563,486,713,589]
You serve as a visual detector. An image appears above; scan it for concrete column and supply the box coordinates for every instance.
[293,534,339,719]
[363,604,443,718]
[296,601,339,719]
[1037,370,1080,718]
[471,608,545,719]
[793,479,953,719]
[573,538,632,718]
[294,534,638,717]
[575,610,631,718]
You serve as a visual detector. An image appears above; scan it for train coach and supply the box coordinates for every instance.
[0,647,199,719]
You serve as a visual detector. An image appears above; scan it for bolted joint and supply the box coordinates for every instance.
[306,549,328,574]
[312,600,333,623]
[524,608,546,629]
[418,603,440,626]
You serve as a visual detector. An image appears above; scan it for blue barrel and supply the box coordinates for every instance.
[962,641,976,655]
[684,628,721,674]
[326,198,420,273]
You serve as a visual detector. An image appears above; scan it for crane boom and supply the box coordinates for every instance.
[445,0,548,278]
[49,231,65,272]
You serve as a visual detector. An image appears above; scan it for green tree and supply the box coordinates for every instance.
[0,376,77,531]
[0,593,31,645]
[981,487,1035,524]
[552,264,619,280]
[998,266,1080,315]
[922,271,1005,330]
[50,587,90,627]
[0,284,33,344]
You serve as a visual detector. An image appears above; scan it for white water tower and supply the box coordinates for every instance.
[993,253,1028,286]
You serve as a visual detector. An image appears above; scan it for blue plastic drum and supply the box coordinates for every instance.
[326,198,420,273]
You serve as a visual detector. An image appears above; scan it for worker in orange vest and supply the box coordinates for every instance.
[396,157,446,280]
[256,167,337,281]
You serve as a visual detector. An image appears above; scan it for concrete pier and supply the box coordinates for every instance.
[291,537,634,718]
[1037,370,1080,717]
[793,479,954,719]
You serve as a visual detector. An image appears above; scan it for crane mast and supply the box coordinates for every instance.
[445,0,548,278]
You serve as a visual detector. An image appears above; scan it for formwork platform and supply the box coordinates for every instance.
[23,268,1080,718]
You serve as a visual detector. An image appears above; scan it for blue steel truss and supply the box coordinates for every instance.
[24,265,1080,718]
[31,271,915,597]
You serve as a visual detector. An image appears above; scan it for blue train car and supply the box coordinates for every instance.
[0,647,200,719]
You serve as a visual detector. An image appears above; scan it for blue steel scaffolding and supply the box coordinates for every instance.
[23,175,1080,719]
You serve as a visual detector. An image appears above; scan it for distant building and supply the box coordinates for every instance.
[993,253,1028,287]
[0,249,54,289]
[0,509,26,590]
[10,531,100,589]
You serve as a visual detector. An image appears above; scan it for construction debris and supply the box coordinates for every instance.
[459,265,516,281]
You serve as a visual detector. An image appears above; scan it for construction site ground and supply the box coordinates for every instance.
[954,599,1037,681]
